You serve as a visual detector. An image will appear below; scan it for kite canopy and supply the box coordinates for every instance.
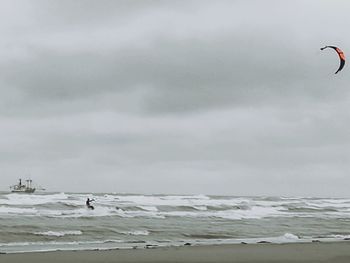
[320,46,345,74]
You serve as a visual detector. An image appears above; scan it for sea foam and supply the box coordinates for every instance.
[34,230,82,237]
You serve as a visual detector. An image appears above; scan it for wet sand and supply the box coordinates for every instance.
[2,242,350,263]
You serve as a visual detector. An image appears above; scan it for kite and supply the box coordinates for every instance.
[320,46,345,74]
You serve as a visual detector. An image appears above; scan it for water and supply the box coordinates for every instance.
[1,192,350,253]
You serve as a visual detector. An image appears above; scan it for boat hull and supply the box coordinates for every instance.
[11,188,36,193]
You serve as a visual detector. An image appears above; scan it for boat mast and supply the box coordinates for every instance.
[26,179,32,189]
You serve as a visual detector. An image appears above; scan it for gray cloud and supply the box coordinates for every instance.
[0,0,349,196]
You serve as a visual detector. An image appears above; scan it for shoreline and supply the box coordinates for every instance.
[2,238,350,254]
[2,236,350,255]
[2,242,350,263]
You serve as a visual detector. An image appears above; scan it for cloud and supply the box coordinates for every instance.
[0,0,349,196]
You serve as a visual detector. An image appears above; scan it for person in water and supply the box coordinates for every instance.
[86,198,95,210]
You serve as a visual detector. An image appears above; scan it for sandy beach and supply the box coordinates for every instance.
[2,242,350,263]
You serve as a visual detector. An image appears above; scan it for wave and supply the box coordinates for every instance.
[120,230,150,236]
[0,193,69,206]
[0,239,123,248]
[2,194,350,220]
[184,233,302,245]
[211,206,288,220]
[136,206,158,212]
[34,230,82,237]
[0,206,37,215]
[3,229,350,254]
[287,207,339,213]
[4,232,350,254]
[183,233,234,239]
[1,204,345,220]
[2,193,350,210]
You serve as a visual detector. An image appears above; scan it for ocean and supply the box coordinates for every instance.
[1,192,350,253]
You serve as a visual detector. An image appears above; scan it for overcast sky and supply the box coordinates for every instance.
[0,0,349,196]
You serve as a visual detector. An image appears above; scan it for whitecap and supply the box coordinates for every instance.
[34,230,82,237]
[121,230,150,236]
[136,206,158,212]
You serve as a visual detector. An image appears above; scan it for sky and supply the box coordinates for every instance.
[0,0,349,196]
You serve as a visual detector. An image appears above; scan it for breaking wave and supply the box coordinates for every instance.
[2,193,350,253]
[34,230,82,237]
[1,193,350,220]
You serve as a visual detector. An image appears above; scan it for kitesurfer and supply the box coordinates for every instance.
[86,198,95,210]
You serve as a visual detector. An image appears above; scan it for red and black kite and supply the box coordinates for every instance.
[320,46,345,74]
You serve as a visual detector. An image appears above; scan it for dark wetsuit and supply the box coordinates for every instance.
[86,198,94,210]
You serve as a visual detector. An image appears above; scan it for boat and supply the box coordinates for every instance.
[10,179,36,193]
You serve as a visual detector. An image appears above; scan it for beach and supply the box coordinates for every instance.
[2,242,350,263]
